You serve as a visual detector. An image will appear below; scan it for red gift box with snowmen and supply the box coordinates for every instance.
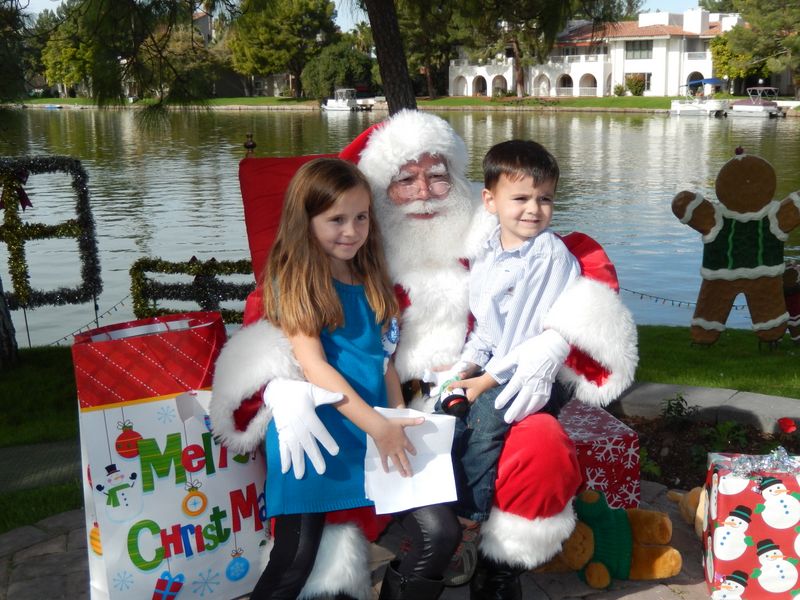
[559,399,641,509]
[703,450,800,599]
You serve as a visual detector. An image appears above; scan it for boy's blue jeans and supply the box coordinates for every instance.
[438,381,570,522]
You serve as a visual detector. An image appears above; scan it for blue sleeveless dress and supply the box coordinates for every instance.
[265,280,388,517]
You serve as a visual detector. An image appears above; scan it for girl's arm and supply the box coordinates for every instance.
[288,332,422,477]
[384,361,405,409]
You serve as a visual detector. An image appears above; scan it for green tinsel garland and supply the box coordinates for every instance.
[130,256,254,324]
[0,156,102,310]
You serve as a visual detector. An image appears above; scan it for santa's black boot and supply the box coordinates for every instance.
[469,553,523,600]
[377,561,445,599]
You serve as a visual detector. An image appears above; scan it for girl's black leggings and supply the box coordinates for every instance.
[249,504,460,599]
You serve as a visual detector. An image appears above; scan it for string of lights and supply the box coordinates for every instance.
[619,287,748,311]
[48,295,130,346]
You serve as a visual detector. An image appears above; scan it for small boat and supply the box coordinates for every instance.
[322,88,358,112]
[670,78,729,117]
[729,87,786,118]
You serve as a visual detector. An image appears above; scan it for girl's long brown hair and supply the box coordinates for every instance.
[262,158,398,336]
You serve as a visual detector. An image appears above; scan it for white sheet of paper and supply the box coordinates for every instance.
[364,407,457,514]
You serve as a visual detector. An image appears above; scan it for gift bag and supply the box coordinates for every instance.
[703,449,800,599]
[72,313,269,600]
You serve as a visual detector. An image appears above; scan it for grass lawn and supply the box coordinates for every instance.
[0,328,796,534]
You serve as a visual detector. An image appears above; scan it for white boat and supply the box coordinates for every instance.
[670,96,729,117]
[729,87,786,118]
[322,88,358,112]
[670,78,729,117]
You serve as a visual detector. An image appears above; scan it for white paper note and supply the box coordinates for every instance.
[364,407,457,514]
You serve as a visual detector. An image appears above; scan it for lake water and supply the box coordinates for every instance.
[1,107,799,346]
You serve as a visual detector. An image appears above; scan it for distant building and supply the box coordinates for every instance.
[449,9,791,98]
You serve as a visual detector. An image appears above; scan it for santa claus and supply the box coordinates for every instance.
[211,110,638,599]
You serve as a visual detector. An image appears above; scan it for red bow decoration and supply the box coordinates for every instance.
[778,417,797,435]
[0,169,33,211]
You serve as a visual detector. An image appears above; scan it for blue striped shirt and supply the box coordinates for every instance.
[460,227,580,383]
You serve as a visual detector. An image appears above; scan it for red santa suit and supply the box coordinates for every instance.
[210,110,638,598]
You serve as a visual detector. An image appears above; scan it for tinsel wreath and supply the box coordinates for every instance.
[130,256,254,323]
[0,156,102,310]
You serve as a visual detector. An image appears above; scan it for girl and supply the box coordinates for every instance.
[252,158,460,599]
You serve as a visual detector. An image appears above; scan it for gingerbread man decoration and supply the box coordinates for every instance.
[672,148,800,345]
[784,261,800,344]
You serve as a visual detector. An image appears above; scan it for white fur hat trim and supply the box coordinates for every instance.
[358,110,468,195]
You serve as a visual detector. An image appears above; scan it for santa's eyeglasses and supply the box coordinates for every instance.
[391,178,452,200]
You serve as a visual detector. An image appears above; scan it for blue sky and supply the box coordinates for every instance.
[23,0,701,32]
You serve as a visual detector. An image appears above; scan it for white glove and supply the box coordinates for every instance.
[492,329,569,424]
[263,378,343,479]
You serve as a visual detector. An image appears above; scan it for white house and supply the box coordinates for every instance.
[447,8,778,98]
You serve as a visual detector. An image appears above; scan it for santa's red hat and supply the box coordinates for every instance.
[340,110,468,194]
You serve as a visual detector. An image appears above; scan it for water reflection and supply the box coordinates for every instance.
[1,108,798,345]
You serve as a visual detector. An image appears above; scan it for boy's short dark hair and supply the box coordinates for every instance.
[483,139,560,191]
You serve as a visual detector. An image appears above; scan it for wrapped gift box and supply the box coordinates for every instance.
[559,399,640,509]
[703,450,800,599]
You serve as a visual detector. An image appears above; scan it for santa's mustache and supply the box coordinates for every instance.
[397,199,443,216]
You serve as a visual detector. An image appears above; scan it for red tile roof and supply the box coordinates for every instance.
[556,18,722,44]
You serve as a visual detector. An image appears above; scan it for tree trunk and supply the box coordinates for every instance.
[0,277,18,369]
[425,65,435,98]
[362,0,416,114]
[511,38,525,97]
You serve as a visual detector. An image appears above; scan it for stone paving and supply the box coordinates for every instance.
[0,481,708,600]
[1,382,796,599]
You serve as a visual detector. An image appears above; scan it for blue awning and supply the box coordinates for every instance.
[687,77,725,86]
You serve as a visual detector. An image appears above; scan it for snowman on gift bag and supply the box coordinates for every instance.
[755,476,800,529]
[95,463,142,522]
[714,505,754,561]
[711,569,749,600]
[710,466,751,521]
[752,538,799,594]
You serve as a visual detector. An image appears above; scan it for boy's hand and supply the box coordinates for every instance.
[452,372,497,402]
[492,329,569,423]
[426,361,479,396]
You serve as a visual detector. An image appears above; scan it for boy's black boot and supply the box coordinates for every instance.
[377,561,445,600]
[469,553,523,600]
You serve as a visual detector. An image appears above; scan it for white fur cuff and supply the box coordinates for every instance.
[299,523,372,600]
[544,277,638,407]
[479,505,577,569]
[209,320,302,453]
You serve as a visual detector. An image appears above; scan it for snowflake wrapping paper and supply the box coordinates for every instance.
[71,314,270,600]
[703,452,800,599]
[559,399,641,509]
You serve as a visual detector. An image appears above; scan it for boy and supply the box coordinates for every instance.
[444,139,580,525]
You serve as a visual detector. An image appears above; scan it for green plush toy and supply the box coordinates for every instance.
[538,489,683,589]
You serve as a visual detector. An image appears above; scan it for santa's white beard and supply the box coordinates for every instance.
[375,178,476,281]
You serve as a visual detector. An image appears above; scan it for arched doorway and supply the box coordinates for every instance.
[686,71,704,95]
[491,75,508,96]
[556,75,573,97]
[473,76,487,96]
[579,74,597,96]
[533,74,551,96]
[453,76,467,96]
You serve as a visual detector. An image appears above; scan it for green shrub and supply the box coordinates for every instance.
[613,83,626,96]
[625,74,646,96]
